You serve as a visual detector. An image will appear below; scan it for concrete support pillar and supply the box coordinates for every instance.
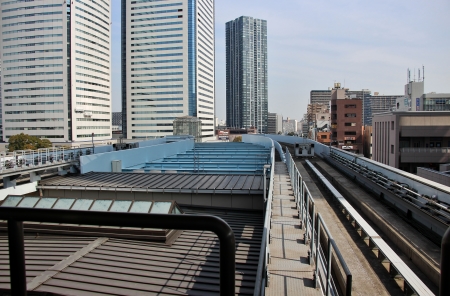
[3,175,20,189]
[30,172,41,183]
[58,167,67,176]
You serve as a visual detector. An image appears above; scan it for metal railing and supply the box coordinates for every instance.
[0,147,97,174]
[254,142,275,296]
[0,207,236,296]
[306,158,434,296]
[285,150,352,296]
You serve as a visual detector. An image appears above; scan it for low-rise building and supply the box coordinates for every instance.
[330,83,363,154]
[267,113,282,134]
[372,111,450,173]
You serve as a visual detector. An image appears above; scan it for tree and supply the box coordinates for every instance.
[8,133,53,152]
[232,136,242,142]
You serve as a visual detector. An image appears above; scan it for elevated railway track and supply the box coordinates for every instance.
[283,143,439,294]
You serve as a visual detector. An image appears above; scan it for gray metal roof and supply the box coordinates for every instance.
[0,207,263,295]
[38,172,264,194]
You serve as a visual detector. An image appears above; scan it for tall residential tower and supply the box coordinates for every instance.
[122,0,215,141]
[226,16,268,133]
[1,0,112,143]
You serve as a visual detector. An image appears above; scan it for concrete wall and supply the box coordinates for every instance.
[0,182,37,201]
[80,139,194,174]
[417,167,450,187]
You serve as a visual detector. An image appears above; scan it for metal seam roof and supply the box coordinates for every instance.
[38,173,264,194]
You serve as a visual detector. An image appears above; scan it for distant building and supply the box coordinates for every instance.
[372,111,450,173]
[330,83,363,154]
[112,112,122,132]
[421,93,450,111]
[283,118,298,134]
[317,131,331,145]
[267,113,282,134]
[226,16,268,133]
[1,1,112,143]
[315,112,330,131]
[310,90,332,105]
[122,0,215,141]
[363,94,403,126]
[173,116,202,142]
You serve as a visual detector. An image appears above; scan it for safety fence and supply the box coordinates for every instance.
[253,141,275,296]
[285,150,352,296]
[0,147,96,173]
[305,159,434,296]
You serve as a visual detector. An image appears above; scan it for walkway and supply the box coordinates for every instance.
[265,162,320,296]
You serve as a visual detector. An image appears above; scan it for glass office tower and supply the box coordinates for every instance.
[1,0,112,143]
[226,16,267,133]
[122,0,215,141]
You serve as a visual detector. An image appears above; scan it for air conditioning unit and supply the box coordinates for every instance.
[74,108,84,113]
[84,111,92,117]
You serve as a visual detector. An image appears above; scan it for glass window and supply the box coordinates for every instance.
[71,199,94,210]
[17,197,40,208]
[110,200,132,212]
[53,198,75,209]
[129,201,152,213]
[90,200,113,211]
[35,197,57,209]
[1,196,23,207]
[151,202,172,213]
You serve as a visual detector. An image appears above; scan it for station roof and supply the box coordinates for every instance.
[0,207,263,295]
[38,172,264,195]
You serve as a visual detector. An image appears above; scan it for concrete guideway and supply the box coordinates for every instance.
[265,162,320,296]
[294,159,394,295]
[313,159,440,293]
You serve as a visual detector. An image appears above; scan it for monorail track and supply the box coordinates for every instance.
[282,144,439,294]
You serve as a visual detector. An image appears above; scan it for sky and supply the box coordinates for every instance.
[111,0,450,121]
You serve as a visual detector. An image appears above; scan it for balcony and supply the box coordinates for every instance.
[400,147,450,163]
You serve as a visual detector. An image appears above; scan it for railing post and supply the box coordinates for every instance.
[314,217,321,288]
[8,220,26,296]
[310,204,315,265]
[305,193,310,245]
[326,237,332,296]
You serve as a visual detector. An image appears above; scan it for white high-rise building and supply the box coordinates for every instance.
[122,0,215,141]
[1,0,112,143]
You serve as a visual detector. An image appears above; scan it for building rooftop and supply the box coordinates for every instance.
[38,172,264,195]
[0,206,263,295]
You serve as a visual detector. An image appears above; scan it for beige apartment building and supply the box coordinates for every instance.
[372,111,450,173]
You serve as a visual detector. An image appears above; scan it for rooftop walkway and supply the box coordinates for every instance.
[265,162,320,295]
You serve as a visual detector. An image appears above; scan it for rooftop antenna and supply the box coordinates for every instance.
[408,68,411,82]
[407,68,409,83]
[414,68,416,82]
[418,68,421,81]
[423,65,425,82]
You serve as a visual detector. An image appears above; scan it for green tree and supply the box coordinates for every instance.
[8,133,53,152]
[232,136,242,142]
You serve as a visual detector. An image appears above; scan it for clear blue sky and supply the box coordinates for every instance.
[111,0,450,121]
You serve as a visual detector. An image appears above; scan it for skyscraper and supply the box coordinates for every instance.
[1,0,112,143]
[122,0,215,141]
[226,16,268,133]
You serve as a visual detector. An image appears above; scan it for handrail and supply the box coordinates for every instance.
[0,208,236,296]
[306,159,434,296]
[285,150,352,296]
[254,140,275,296]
